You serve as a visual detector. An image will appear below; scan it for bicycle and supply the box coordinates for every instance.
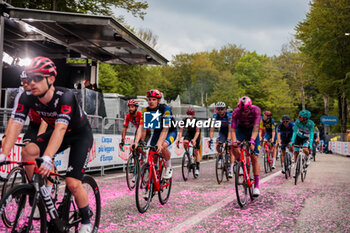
[294,146,308,185]
[135,145,172,213]
[180,142,197,181]
[276,144,282,167]
[215,141,231,184]
[283,146,292,179]
[125,143,146,191]
[0,143,59,228]
[234,140,255,208]
[312,141,317,162]
[0,158,101,232]
[262,141,273,173]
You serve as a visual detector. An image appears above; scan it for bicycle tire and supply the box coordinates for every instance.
[235,161,247,207]
[295,155,300,185]
[301,156,307,182]
[0,184,46,232]
[225,153,230,181]
[59,175,101,232]
[268,151,273,172]
[1,166,27,228]
[263,149,268,173]
[215,154,224,184]
[284,153,289,179]
[313,148,316,162]
[135,163,153,213]
[247,161,255,202]
[126,153,139,190]
[181,152,190,181]
[192,155,198,179]
[158,161,172,205]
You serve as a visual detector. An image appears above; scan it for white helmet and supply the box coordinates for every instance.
[215,102,226,108]
[20,71,27,79]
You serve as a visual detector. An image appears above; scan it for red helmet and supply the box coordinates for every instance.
[186,108,195,115]
[263,111,272,116]
[237,96,252,111]
[147,89,162,99]
[25,56,57,77]
[128,99,138,106]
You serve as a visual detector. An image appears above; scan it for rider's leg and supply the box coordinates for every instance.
[66,177,90,224]
[21,143,40,180]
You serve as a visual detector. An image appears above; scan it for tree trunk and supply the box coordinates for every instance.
[338,91,347,135]
[300,82,306,110]
[323,94,330,135]
[51,0,57,11]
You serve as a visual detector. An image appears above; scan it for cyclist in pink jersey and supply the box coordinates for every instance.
[228,96,262,197]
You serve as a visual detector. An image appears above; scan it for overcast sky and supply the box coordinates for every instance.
[113,0,311,61]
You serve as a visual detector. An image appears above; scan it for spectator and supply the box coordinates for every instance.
[84,80,92,89]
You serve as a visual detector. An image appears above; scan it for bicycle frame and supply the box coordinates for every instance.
[263,142,273,164]
[239,142,255,188]
[146,150,171,192]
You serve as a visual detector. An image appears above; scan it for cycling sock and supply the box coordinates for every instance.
[230,163,234,172]
[254,175,260,189]
[79,205,91,224]
[166,160,172,169]
[273,157,276,165]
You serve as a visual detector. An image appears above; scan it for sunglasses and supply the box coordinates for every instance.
[217,108,225,111]
[27,75,48,83]
[283,120,289,123]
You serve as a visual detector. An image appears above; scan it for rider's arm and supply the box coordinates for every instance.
[121,127,127,140]
[43,123,67,157]
[259,119,264,141]
[290,123,298,145]
[193,129,200,142]
[309,124,314,149]
[251,124,259,140]
[134,124,144,145]
[177,127,184,142]
[271,122,276,141]
[209,125,215,140]
[1,121,23,155]
[37,119,48,136]
[277,126,281,144]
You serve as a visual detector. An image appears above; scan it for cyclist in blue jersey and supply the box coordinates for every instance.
[209,102,234,178]
[276,115,294,174]
[259,111,277,169]
[134,89,177,179]
[290,110,315,177]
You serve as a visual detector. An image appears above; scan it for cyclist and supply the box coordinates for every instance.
[259,111,277,169]
[0,56,94,233]
[119,99,151,148]
[229,96,261,196]
[290,110,315,177]
[176,108,201,176]
[276,115,294,174]
[209,102,234,178]
[312,125,320,158]
[319,126,325,153]
[134,89,177,179]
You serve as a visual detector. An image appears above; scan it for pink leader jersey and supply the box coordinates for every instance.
[231,105,261,129]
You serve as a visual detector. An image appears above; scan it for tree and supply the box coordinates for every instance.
[8,0,148,19]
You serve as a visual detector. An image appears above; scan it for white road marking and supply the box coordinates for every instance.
[168,170,282,233]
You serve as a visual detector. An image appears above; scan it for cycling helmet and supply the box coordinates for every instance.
[237,96,252,111]
[146,89,162,99]
[299,110,311,119]
[127,99,139,107]
[263,111,272,116]
[281,115,290,121]
[186,108,195,115]
[215,102,226,108]
[25,56,57,77]
[20,71,27,79]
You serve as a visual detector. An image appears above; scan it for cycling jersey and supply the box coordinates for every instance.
[182,117,200,149]
[260,118,275,135]
[123,111,142,129]
[291,119,315,149]
[13,87,89,132]
[213,112,232,135]
[277,122,294,140]
[231,105,261,129]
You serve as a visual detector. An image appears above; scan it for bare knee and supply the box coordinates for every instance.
[66,178,82,195]
[22,143,40,160]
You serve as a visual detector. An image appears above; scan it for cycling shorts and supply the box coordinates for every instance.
[150,129,177,146]
[184,132,201,149]
[263,133,277,145]
[216,131,228,144]
[235,126,260,154]
[23,122,41,143]
[293,136,309,151]
[33,126,93,180]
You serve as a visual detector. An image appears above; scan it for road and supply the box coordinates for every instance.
[93,153,350,232]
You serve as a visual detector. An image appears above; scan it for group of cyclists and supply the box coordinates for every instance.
[0,55,321,232]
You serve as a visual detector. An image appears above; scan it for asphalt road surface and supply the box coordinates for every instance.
[92,152,350,232]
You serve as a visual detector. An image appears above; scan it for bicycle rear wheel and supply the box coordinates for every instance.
[263,150,269,173]
[295,156,300,185]
[284,154,289,179]
[225,153,230,181]
[301,156,307,182]
[247,161,255,202]
[126,153,139,190]
[135,163,153,213]
[215,154,224,184]
[158,161,172,205]
[60,175,101,232]
[235,161,247,207]
[0,184,46,232]
[181,152,191,181]
[1,166,27,227]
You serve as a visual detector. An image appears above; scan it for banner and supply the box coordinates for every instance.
[328,141,350,156]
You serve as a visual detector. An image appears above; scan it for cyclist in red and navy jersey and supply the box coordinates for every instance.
[0,57,93,233]
[119,99,150,149]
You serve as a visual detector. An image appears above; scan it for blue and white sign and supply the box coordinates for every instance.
[320,116,338,125]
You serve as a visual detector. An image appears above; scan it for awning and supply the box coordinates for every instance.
[1,4,168,65]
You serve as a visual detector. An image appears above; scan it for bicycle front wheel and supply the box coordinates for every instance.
[284,154,289,179]
[235,161,247,207]
[0,184,46,232]
[224,153,230,181]
[126,154,139,190]
[263,150,269,173]
[181,152,190,181]
[295,156,300,185]
[1,166,27,228]
[215,155,224,184]
[135,163,153,213]
[158,162,172,205]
